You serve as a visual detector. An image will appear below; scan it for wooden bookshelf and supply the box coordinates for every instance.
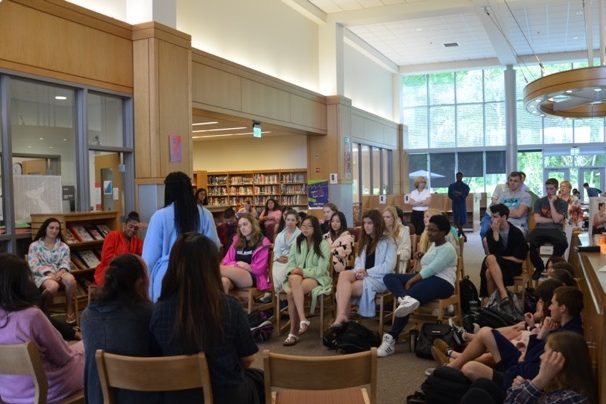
[207,169,307,209]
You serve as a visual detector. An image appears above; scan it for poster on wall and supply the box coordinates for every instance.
[307,179,329,209]
[343,136,352,181]
[169,134,182,163]
[589,196,606,244]
[13,175,62,223]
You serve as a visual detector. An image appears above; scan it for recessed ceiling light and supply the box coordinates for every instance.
[192,121,219,126]
[63,138,68,141]
[415,28,422,32]
[594,88,603,92]
[443,42,459,48]
[54,96,67,100]
[39,137,44,140]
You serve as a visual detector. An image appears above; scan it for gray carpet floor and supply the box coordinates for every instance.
[251,231,485,403]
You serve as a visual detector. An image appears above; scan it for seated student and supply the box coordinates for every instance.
[377,215,457,357]
[258,198,281,240]
[272,209,301,293]
[81,254,155,404]
[332,209,397,325]
[448,286,584,393]
[480,204,528,306]
[383,206,411,273]
[220,214,272,294]
[216,207,238,256]
[320,202,338,235]
[150,233,264,403]
[323,211,355,273]
[549,268,577,287]
[417,209,459,258]
[592,202,606,234]
[94,211,143,286]
[281,216,331,346]
[0,253,84,403]
[236,200,257,219]
[528,178,568,280]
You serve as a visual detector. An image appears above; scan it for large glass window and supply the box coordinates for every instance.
[361,145,370,196]
[352,143,359,203]
[371,147,381,195]
[354,144,393,198]
[430,152,455,192]
[88,92,124,147]
[382,149,391,194]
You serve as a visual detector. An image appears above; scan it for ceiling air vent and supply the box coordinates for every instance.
[443,42,459,47]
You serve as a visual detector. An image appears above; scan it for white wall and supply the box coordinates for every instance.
[177,0,319,92]
[193,135,307,171]
[344,42,394,121]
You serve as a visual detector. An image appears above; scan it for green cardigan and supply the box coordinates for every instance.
[282,238,332,313]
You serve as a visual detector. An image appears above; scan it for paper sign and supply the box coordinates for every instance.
[169,134,182,163]
[113,187,120,201]
[329,173,338,184]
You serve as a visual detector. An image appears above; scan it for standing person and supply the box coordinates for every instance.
[377,215,457,357]
[81,254,155,404]
[480,204,528,304]
[333,209,397,324]
[195,187,209,206]
[216,207,238,256]
[272,209,301,293]
[150,233,264,403]
[528,178,568,280]
[220,214,272,293]
[448,172,470,241]
[583,182,601,198]
[320,202,338,234]
[281,216,331,346]
[560,180,583,228]
[409,176,431,236]
[143,171,220,302]
[0,253,84,403]
[258,198,281,240]
[28,218,77,324]
[323,211,355,274]
[382,206,411,273]
[94,211,143,286]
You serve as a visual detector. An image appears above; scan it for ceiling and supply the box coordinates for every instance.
[308,0,604,73]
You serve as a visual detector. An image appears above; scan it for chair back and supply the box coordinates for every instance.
[95,350,213,404]
[0,342,48,404]
[263,348,377,403]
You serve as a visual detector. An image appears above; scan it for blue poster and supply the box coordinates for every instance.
[307,180,328,209]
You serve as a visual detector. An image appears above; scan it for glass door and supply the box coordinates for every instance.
[544,168,570,185]
[579,168,605,201]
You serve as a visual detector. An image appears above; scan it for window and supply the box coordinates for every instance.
[457,104,483,147]
[361,145,370,196]
[352,143,359,203]
[371,147,381,195]
[429,152,455,192]
[88,92,124,147]
[382,149,391,194]
[354,144,393,198]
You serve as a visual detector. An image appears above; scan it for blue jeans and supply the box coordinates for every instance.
[480,211,492,239]
[383,273,454,338]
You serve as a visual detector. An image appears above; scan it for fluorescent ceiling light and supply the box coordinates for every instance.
[193,131,272,139]
[192,126,247,133]
[192,121,219,126]
[54,96,67,100]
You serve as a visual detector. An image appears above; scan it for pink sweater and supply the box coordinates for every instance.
[222,235,272,291]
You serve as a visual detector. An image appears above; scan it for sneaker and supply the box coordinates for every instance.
[377,333,396,357]
[448,318,466,346]
[255,292,272,304]
[394,296,420,318]
[424,367,435,376]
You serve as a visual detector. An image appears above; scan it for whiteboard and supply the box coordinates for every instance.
[13,175,63,223]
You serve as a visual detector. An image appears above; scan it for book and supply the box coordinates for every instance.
[69,224,95,242]
[64,228,79,245]
[85,225,104,241]
[70,253,87,271]
[96,224,112,237]
[77,250,100,268]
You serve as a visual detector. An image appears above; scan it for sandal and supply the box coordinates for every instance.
[283,333,299,346]
[65,314,77,325]
[298,320,311,335]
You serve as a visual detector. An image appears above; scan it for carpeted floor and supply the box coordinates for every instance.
[252,231,486,403]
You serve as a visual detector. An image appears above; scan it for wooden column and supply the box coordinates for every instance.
[132,22,192,182]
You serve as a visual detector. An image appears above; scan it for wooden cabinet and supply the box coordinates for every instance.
[207,169,307,209]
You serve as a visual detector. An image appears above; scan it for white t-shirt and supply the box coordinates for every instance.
[410,189,431,211]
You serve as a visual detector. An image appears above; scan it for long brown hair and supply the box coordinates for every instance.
[296,216,324,258]
[357,209,385,257]
[159,233,224,353]
[546,332,596,403]
[33,218,65,243]
[235,214,264,250]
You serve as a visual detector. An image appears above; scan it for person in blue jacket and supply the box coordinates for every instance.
[143,171,220,302]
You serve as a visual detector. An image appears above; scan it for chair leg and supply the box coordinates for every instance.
[247,292,254,314]
[320,297,324,339]
[378,297,384,334]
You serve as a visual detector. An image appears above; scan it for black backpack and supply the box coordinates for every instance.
[421,366,471,404]
[322,321,380,354]
[477,307,519,328]
[412,323,460,359]
[459,276,480,314]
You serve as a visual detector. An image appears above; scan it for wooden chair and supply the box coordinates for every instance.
[511,256,533,299]
[0,341,84,404]
[230,247,274,314]
[95,350,213,404]
[374,292,396,334]
[263,348,377,404]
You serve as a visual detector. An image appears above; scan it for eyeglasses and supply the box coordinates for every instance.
[300,224,313,229]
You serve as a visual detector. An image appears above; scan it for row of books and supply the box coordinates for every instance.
[64,223,112,244]
[71,249,102,270]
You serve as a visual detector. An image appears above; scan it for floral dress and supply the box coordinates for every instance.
[28,239,71,288]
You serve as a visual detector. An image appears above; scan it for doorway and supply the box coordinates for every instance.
[544,168,570,186]
[579,168,605,201]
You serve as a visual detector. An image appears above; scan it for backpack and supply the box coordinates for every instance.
[248,310,274,343]
[459,276,480,314]
[322,321,380,354]
[477,307,518,328]
[421,366,471,404]
[247,310,271,328]
[485,290,524,322]
[413,323,460,359]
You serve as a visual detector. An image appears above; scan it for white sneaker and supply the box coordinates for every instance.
[394,296,420,318]
[377,333,396,357]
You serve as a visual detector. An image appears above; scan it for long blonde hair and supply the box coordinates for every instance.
[418,208,444,253]
[384,206,402,239]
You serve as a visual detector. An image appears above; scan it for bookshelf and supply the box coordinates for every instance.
[30,211,120,305]
[207,169,308,209]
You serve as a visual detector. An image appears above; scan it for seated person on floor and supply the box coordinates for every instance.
[377,214,457,358]
[480,203,528,307]
[333,209,397,325]
[528,178,568,280]
[447,286,584,393]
